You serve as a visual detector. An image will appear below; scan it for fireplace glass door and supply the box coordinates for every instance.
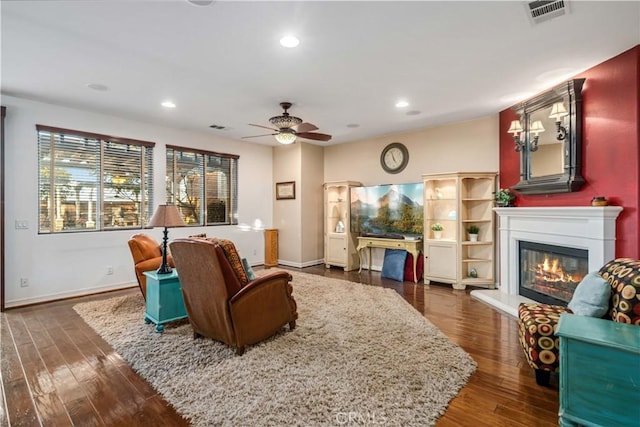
[519,241,588,305]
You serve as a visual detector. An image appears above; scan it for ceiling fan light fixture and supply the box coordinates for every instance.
[275,130,297,145]
[269,114,302,129]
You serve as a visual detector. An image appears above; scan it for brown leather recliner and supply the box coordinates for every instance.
[169,238,298,355]
[127,233,175,299]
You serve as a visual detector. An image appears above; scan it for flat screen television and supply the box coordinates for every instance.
[350,183,423,237]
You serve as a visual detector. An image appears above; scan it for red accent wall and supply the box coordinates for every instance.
[499,45,640,258]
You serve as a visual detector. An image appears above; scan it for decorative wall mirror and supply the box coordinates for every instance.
[508,78,585,194]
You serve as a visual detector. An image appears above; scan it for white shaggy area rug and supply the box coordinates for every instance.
[74,271,476,426]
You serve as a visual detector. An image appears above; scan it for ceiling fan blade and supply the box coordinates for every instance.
[242,133,277,139]
[297,132,332,142]
[292,122,318,133]
[249,123,278,131]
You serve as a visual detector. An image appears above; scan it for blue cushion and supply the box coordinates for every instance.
[567,271,611,317]
[381,249,407,282]
[241,257,256,282]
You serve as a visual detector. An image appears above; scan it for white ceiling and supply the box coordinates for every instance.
[2,1,639,146]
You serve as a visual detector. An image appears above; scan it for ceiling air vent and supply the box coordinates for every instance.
[527,0,568,24]
[209,124,226,130]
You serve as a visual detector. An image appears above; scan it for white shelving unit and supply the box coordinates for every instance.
[324,181,362,271]
[422,172,497,290]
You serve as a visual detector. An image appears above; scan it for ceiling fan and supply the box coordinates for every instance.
[243,102,332,144]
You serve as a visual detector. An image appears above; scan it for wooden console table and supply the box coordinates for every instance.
[357,237,423,283]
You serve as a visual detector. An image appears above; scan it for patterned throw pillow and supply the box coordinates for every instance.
[202,237,249,286]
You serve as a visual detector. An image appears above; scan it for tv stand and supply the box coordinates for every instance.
[357,236,423,283]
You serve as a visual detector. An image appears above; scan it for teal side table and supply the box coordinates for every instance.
[143,270,187,333]
[556,314,640,427]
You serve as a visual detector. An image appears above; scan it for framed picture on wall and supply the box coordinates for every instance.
[276,181,295,200]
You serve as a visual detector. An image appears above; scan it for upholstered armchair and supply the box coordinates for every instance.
[128,233,175,299]
[169,237,298,355]
[518,258,640,385]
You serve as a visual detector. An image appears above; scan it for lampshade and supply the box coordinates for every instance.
[148,204,186,228]
[507,120,523,134]
[529,120,545,135]
[549,102,568,121]
[269,114,302,129]
[275,131,297,145]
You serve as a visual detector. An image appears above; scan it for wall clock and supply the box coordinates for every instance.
[380,142,409,174]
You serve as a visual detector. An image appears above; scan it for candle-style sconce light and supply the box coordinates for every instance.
[508,119,545,152]
[549,101,569,141]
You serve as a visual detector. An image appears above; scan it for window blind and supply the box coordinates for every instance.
[166,145,238,226]
[37,125,154,233]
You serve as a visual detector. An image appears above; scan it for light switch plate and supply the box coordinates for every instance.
[15,220,29,229]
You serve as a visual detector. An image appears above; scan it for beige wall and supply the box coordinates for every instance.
[273,142,325,267]
[301,143,325,265]
[273,144,302,265]
[324,116,499,184]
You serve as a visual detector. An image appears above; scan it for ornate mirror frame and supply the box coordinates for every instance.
[511,78,585,194]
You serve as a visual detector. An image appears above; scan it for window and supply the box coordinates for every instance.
[166,145,238,226]
[37,125,154,233]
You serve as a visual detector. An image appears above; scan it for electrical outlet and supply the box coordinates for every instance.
[253,249,257,256]
[20,278,28,287]
[106,266,114,275]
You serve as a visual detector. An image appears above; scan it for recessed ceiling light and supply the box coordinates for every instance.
[406,110,421,116]
[395,100,409,108]
[187,0,215,6]
[280,35,300,48]
[346,123,360,128]
[86,83,109,91]
[161,101,176,108]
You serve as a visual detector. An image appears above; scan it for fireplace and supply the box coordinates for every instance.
[470,206,622,317]
[519,241,588,306]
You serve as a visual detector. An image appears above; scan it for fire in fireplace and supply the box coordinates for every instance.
[519,241,588,306]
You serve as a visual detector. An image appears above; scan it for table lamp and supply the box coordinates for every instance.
[148,203,185,274]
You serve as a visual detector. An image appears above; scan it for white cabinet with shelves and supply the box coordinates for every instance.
[324,181,362,271]
[422,172,497,290]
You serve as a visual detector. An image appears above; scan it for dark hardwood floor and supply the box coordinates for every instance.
[1,265,559,426]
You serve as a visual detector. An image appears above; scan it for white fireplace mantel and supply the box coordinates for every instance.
[471,206,623,317]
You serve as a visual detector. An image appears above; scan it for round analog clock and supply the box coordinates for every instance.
[380,142,409,174]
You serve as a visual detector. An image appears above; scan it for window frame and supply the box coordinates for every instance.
[37,125,155,234]
[166,145,239,227]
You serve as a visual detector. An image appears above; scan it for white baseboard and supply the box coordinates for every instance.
[5,282,137,309]
[277,259,324,269]
[360,264,383,272]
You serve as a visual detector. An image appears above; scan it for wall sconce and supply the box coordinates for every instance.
[508,120,525,152]
[508,120,545,152]
[549,102,569,140]
[528,120,545,152]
